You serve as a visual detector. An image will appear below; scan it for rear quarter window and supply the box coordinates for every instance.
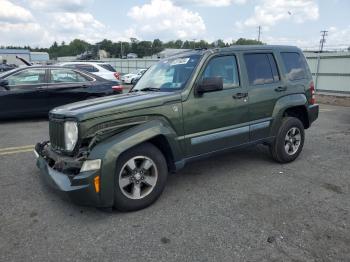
[280,52,307,81]
[98,64,116,72]
[76,65,99,73]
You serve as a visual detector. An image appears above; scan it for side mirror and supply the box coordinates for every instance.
[0,79,9,90]
[195,77,223,95]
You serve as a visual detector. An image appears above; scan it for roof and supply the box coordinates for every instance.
[221,45,299,51]
[58,61,110,65]
[165,45,300,59]
[0,49,30,55]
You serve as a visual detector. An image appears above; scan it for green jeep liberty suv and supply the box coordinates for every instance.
[35,45,319,211]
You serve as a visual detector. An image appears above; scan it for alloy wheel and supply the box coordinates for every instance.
[118,156,158,200]
[284,127,301,155]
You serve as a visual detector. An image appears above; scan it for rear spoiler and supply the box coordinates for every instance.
[16,56,31,66]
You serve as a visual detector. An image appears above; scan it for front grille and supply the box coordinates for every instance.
[49,120,65,150]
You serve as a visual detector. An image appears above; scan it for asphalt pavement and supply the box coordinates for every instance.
[0,104,349,262]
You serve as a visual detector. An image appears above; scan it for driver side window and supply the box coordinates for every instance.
[6,69,46,86]
[201,55,240,89]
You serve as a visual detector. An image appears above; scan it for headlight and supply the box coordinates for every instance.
[64,121,78,151]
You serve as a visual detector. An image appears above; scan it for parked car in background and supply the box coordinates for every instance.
[0,63,17,72]
[59,62,121,82]
[126,53,138,59]
[0,66,123,119]
[131,68,147,84]
[121,69,147,84]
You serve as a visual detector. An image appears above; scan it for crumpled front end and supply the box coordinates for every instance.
[35,142,106,207]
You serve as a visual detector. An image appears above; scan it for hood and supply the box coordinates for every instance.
[50,91,181,121]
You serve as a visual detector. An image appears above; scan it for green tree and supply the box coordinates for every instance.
[152,39,163,54]
[234,38,264,45]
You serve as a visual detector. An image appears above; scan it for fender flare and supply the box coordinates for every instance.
[87,119,182,207]
[270,94,307,136]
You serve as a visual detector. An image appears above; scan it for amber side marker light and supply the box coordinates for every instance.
[94,176,100,193]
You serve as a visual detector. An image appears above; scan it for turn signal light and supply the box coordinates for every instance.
[94,176,100,193]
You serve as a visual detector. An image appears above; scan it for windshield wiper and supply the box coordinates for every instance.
[130,87,160,92]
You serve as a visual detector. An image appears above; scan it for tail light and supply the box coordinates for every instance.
[112,85,124,92]
[309,81,315,104]
[114,72,120,80]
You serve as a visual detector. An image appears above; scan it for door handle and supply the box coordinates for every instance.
[232,92,248,99]
[275,86,287,92]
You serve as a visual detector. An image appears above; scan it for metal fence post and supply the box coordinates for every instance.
[315,54,321,91]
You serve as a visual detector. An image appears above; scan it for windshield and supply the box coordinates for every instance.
[132,55,200,92]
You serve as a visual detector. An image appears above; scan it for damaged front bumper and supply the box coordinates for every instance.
[35,142,104,207]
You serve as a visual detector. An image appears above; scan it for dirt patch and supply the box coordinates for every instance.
[316,94,350,107]
[322,183,344,194]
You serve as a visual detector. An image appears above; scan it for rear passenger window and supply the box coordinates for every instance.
[50,69,92,83]
[76,65,99,73]
[280,52,306,81]
[244,53,280,85]
[202,56,240,89]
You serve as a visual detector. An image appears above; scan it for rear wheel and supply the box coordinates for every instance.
[113,143,168,211]
[270,117,305,163]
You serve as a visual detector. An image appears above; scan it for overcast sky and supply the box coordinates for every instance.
[0,0,349,50]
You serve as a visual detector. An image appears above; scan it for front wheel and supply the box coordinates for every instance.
[113,143,168,211]
[270,117,305,163]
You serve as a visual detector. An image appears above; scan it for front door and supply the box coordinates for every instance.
[182,54,249,157]
[0,68,48,117]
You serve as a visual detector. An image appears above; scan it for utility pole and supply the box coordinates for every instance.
[315,30,328,90]
[319,30,328,52]
[258,26,261,42]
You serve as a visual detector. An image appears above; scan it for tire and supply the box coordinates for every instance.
[270,117,305,163]
[113,143,168,211]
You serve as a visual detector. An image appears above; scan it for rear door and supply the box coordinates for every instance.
[0,68,48,117]
[242,51,284,141]
[47,68,93,109]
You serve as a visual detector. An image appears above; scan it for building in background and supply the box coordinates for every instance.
[0,49,30,65]
[30,52,50,64]
[0,49,49,66]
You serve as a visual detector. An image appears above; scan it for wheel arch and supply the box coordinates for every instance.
[87,119,182,207]
[283,105,310,129]
[270,94,309,136]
